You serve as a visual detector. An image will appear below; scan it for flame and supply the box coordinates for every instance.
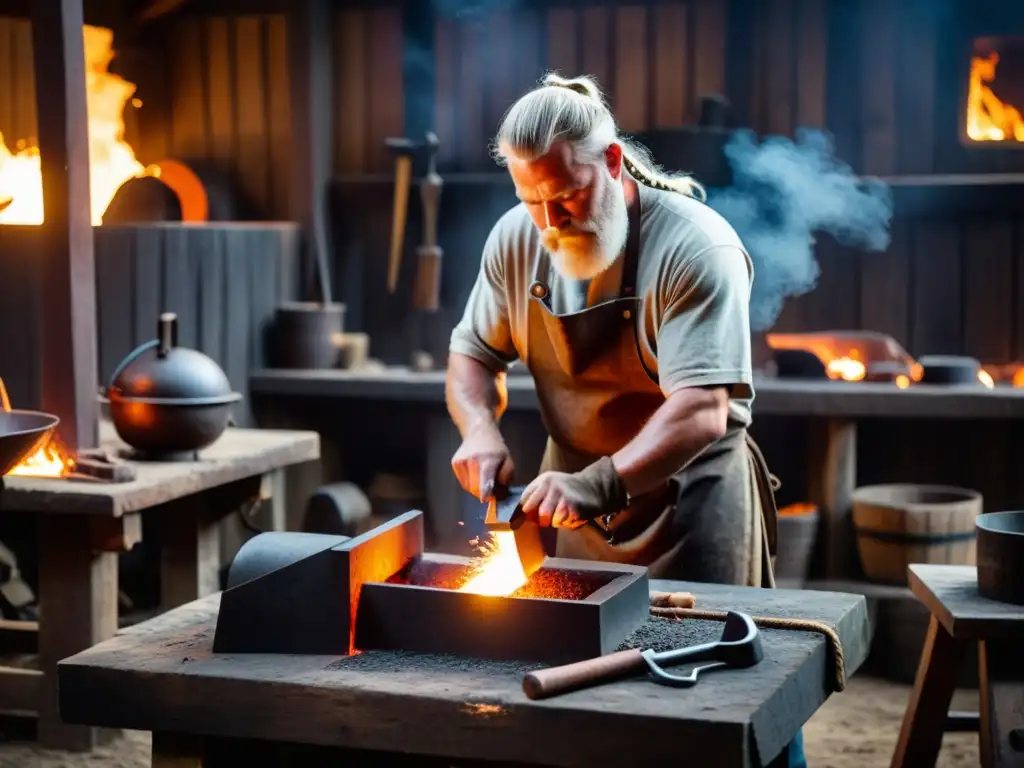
[0,25,155,226]
[825,356,866,382]
[0,377,75,478]
[1013,368,1024,388]
[458,531,528,596]
[966,51,1024,143]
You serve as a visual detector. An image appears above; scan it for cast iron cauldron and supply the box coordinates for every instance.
[101,312,242,459]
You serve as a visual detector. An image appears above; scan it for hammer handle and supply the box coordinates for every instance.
[522,649,646,700]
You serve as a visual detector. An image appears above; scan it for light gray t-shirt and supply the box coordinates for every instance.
[450,182,755,428]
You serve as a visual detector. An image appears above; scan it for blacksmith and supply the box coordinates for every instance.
[446,73,806,766]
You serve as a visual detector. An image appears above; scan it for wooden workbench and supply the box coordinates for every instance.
[0,421,319,751]
[57,579,871,768]
[248,367,1024,577]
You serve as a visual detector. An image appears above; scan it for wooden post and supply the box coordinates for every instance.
[287,0,334,304]
[31,0,99,453]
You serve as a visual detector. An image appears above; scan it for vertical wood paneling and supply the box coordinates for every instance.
[580,6,612,93]
[859,0,896,176]
[332,7,403,175]
[264,16,292,225]
[433,18,458,169]
[456,19,486,170]
[963,221,1014,363]
[366,8,404,172]
[859,220,911,345]
[911,223,963,355]
[546,7,578,77]
[763,0,796,136]
[234,17,270,215]
[335,10,367,175]
[795,0,827,128]
[204,18,235,167]
[170,18,208,158]
[894,0,936,174]
[652,3,689,127]
[485,10,518,134]
[693,0,727,103]
[613,5,649,132]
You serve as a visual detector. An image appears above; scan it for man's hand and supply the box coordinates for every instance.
[520,457,628,528]
[451,426,515,501]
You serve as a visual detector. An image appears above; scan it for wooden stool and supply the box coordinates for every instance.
[891,564,1024,768]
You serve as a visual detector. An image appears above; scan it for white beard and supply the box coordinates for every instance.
[542,176,629,281]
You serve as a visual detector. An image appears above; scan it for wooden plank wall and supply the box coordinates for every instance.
[162,15,293,220]
[0,224,301,427]
[428,0,829,173]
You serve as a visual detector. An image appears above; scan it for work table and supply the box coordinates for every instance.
[58,579,871,768]
[250,367,1024,420]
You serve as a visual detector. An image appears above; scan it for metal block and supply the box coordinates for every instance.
[355,554,649,664]
[212,510,424,655]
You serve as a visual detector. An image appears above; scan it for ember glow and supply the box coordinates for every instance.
[0,378,75,478]
[966,51,1024,143]
[825,356,866,382]
[0,25,156,225]
[459,531,528,596]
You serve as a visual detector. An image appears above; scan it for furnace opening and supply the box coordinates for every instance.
[966,36,1024,144]
[387,557,616,601]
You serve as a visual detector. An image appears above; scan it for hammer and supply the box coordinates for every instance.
[384,137,416,294]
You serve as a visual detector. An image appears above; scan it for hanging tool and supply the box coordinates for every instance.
[521,610,763,700]
[413,132,444,312]
[384,137,416,294]
[483,483,547,580]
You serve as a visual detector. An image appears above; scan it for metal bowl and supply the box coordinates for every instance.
[0,410,60,476]
[977,511,1024,604]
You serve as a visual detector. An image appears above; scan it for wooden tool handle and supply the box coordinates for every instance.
[420,172,443,247]
[387,156,413,294]
[649,591,696,608]
[413,246,442,311]
[522,649,646,700]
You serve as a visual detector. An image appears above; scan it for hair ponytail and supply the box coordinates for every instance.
[493,71,705,201]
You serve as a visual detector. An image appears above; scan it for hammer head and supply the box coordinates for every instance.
[385,137,417,156]
[483,485,547,580]
[484,486,528,532]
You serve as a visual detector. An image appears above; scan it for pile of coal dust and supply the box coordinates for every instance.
[510,569,611,600]
[327,616,730,675]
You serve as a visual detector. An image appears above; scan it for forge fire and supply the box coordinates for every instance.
[967,37,1024,143]
[0,25,155,225]
[0,377,74,478]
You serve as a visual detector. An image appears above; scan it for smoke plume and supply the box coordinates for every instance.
[706,128,894,332]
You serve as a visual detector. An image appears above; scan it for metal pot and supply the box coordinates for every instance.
[102,312,242,458]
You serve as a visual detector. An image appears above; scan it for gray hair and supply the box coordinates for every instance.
[490,72,705,201]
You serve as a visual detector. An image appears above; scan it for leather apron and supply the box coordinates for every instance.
[525,193,779,588]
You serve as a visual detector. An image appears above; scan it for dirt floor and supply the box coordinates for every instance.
[0,674,981,767]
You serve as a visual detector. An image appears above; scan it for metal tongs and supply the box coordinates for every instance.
[522,610,763,700]
[641,610,763,687]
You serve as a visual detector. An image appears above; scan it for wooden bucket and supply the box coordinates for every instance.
[774,502,820,587]
[852,484,983,586]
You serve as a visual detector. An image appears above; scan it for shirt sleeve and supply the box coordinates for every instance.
[449,222,519,373]
[655,244,754,399]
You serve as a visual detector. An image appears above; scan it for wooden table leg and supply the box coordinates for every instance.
[808,418,858,580]
[152,731,205,767]
[890,615,970,768]
[978,638,1024,768]
[159,476,262,610]
[37,514,119,751]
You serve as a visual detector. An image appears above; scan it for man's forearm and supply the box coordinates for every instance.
[611,386,729,498]
[445,352,509,438]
